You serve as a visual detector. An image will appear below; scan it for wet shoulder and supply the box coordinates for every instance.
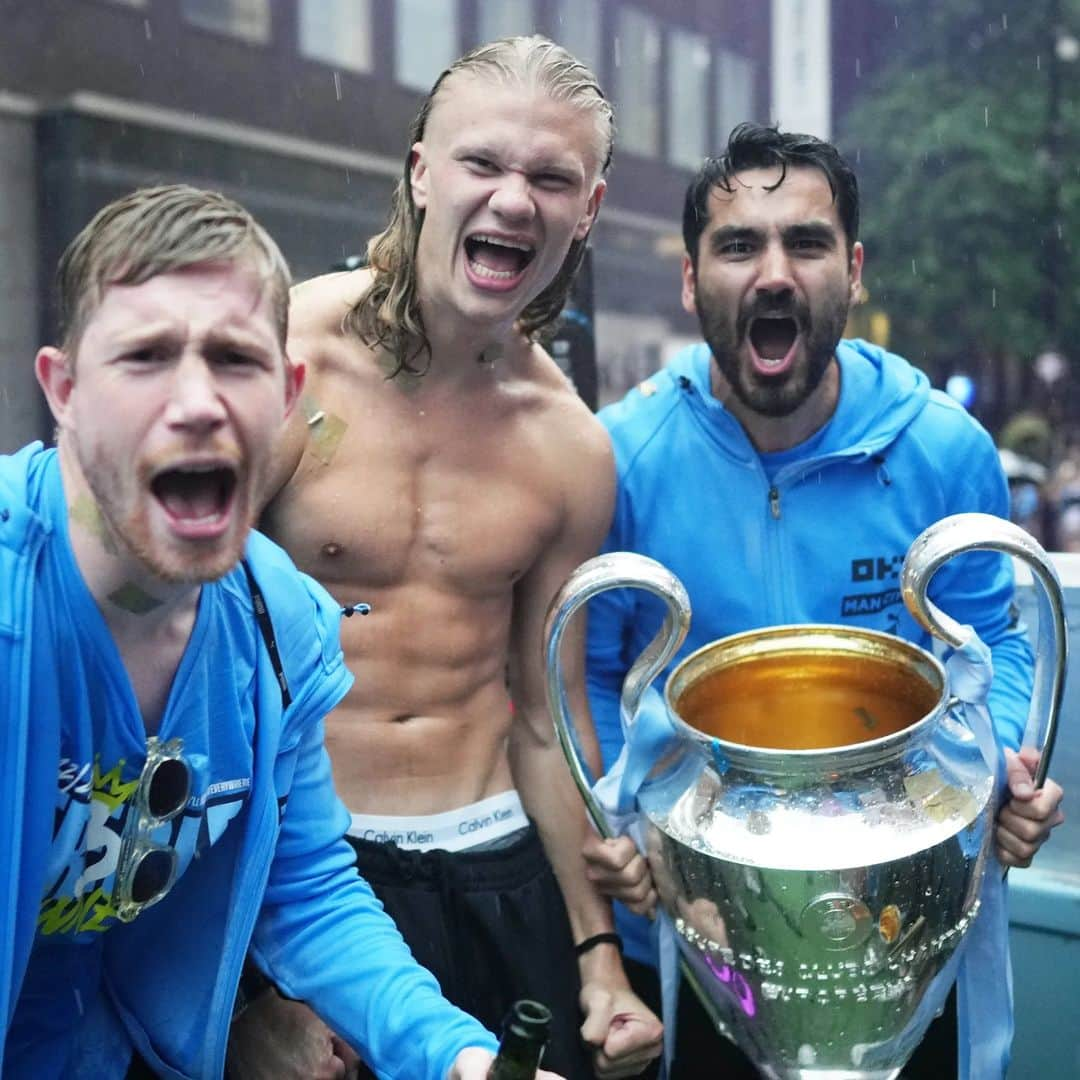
[289,269,375,371]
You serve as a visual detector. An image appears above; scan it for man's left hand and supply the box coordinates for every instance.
[579,978,663,1079]
[995,747,1065,868]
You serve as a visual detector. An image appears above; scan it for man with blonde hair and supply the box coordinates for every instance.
[0,184,549,1080]
[237,35,662,1080]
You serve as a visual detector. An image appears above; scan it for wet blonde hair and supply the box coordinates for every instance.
[57,184,291,357]
[346,35,615,375]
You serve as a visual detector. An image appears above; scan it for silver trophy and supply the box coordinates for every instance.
[545,513,1066,1078]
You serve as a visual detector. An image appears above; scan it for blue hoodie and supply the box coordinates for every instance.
[1,444,497,1079]
[586,339,1033,965]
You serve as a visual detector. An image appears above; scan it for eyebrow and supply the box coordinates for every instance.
[708,221,839,249]
[458,141,584,180]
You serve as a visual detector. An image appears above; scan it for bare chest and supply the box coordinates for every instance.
[267,385,563,594]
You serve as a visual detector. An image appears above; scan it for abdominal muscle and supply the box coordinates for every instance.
[322,580,518,817]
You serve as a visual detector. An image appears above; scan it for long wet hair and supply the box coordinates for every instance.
[344,35,614,376]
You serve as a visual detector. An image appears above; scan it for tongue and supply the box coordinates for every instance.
[158,473,223,521]
[470,241,523,274]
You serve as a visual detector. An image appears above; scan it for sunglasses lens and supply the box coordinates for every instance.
[129,848,177,905]
[146,756,190,819]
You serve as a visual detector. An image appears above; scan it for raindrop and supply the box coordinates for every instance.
[894,15,900,29]
[138,63,145,77]
[992,288,997,309]
[144,18,152,40]
[345,167,351,185]
[1036,54,1042,71]
[1002,13,1008,31]
[855,57,861,78]
[911,259,918,276]
[984,105,990,127]
[333,71,342,101]
[613,37,621,68]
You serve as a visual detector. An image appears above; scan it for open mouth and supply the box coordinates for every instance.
[151,464,237,534]
[463,233,536,284]
[749,316,799,372]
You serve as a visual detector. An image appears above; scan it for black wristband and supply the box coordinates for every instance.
[574,931,623,957]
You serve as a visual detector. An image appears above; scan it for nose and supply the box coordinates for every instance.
[488,172,535,224]
[755,241,795,301]
[163,353,227,433]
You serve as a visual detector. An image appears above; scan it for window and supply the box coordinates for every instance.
[476,0,535,43]
[395,0,459,92]
[614,7,660,157]
[298,0,373,73]
[667,28,709,169]
[553,0,601,77]
[180,0,270,44]
[716,49,756,146]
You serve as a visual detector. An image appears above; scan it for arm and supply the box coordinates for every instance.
[506,411,661,1079]
[249,717,499,1080]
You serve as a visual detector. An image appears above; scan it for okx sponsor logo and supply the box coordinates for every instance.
[841,554,904,620]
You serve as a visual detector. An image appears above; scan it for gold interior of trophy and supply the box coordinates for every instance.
[671,628,943,751]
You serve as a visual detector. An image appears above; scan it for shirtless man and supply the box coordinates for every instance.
[230,36,663,1080]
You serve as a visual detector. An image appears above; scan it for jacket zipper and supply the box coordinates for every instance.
[769,486,781,519]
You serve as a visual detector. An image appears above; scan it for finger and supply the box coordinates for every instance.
[1002,746,1036,800]
[584,833,639,872]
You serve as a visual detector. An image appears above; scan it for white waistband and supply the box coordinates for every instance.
[347,790,527,852]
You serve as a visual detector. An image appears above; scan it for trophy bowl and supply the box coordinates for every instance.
[544,514,1066,1078]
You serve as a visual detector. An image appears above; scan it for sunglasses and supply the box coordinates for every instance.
[112,736,192,923]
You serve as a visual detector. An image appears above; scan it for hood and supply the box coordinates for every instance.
[668,337,931,460]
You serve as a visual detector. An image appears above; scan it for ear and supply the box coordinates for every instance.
[848,241,865,306]
[35,347,76,430]
[680,255,698,316]
[283,354,306,420]
[409,143,429,210]
[573,178,607,241]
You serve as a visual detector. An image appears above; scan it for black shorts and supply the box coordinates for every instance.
[348,825,594,1079]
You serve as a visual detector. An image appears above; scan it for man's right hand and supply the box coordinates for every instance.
[448,1047,564,1078]
[227,990,359,1080]
[582,832,657,917]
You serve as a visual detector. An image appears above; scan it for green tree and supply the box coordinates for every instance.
[840,0,1079,417]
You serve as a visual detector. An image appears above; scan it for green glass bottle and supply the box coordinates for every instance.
[489,999,552,1079]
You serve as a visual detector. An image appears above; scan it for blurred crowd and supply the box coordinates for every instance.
[997,411,1080,553]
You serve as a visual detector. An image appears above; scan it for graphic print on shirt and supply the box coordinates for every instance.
[840,553,905,626]
[37,752,250,937]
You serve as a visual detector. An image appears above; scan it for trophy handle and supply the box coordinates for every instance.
[900,512,1068,787]
[543,552,691,837]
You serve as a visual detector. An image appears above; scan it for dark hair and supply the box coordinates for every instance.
[346,35,614,377]
[682,122,860,264]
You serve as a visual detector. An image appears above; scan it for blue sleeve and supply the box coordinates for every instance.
[925,420,1034,750]
[250,721,496,1080]
[248,566,496,1078]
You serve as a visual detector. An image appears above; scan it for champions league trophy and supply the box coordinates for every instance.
[544,514,1066,1078]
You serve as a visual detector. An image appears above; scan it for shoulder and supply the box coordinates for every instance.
[523,342,612,461]
[288,270,375,362]
[909,388,998,460]
[598,365,687,469]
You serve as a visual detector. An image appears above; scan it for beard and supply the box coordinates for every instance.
[74,437,254,586]
[697,282,852,419]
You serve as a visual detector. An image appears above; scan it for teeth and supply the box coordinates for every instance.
[470,233,533,252]
[468,261,520,280]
